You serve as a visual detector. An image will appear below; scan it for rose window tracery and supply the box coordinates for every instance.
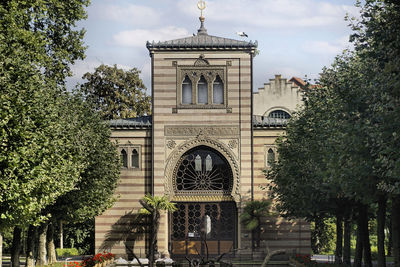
[173,146,233,194]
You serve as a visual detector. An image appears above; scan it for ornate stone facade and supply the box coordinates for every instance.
[95,18,311,258]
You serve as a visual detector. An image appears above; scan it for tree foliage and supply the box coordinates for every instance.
[267,1,400,266]
[240,200,271,249]
[240,200,271,231]
[49,93,120,223]
[0,0,90,229]
[0,1,121,266]
[80,64,151,120]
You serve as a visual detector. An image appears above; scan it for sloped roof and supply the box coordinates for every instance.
[109,116,152,129]
[109,115,287,129]
[146,18,257,52]
[289,77,306,87]
[146,35,257,51]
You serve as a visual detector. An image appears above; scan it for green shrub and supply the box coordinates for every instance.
[56,248,80,257]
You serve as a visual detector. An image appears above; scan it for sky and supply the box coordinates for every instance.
[66,0,360,93]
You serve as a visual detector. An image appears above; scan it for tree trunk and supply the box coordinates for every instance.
[37,223,48,266]
[47,221,57,264]
[25,225,37,267]
[149,212,160,267]
[251,229,256,249]
[335,213,343,264]
[11,227,22,267]
[388,217,393,257]
[392,194,400,267]
[377,194,387,267]
[59,221,63,250]
[343,212,351,266]
[354,210,364,267]
[361,204,372,267]
[0,232,3,267]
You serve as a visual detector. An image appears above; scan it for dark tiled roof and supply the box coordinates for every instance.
[109,115,287,129]
[146,35,257,51]
[109,116,151,129]
[253,115,288,128]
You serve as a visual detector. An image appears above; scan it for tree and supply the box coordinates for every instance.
[0,1,90,266]
[43,93,121,265]
[266,81,357,264]
[240,200,271,249]
[139,194,177,267]
[18,92,121,267]
[80,64,151,120]
[346,1,400,265]
[267,1,400,265]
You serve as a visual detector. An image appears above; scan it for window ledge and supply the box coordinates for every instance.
[173,106,232,113]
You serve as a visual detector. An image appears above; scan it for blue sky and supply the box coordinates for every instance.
[67,0,360,93]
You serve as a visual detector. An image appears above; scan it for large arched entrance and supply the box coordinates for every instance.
[170,146,237,257]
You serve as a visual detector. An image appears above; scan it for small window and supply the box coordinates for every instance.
[268,110,291,119]
[182,76,192,104]
[195,155,202,171]
[213,76,224,104]
[267,148,275,167]
[205,154,212,171]
[120,149,128,168]
[197,76,208,104]
[132,149,139,168]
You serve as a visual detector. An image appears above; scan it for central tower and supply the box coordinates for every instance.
[146,5,257,257]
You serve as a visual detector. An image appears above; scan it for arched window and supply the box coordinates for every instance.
[268,110,291,119]
[132,149,139,168]
[182,76,192,104]
[197,76,208,104]
[267,148,275,167]
[120,149,128,168]
[213,76,224,104]
[174,146,233,193]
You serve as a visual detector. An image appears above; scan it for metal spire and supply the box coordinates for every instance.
[197,0,208,35]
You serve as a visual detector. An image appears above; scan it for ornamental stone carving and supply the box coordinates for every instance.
[181,69,224,84]
[228,139,238,149]
[165,125,239,137]
[166,140,176,149]
[164,136,241,203]
[194,54,209,66]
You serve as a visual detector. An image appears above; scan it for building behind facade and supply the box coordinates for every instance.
[95,15,310,260]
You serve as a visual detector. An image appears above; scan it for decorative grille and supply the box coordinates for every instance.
[268,110,291,119]
[171,202,236,245]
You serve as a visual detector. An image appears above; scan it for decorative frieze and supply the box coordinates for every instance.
[164,125,239,137]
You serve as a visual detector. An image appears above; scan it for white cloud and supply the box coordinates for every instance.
[178,0,359,28]
[302,35,351,55]
[92,3,161,26]
[112,26,190,47]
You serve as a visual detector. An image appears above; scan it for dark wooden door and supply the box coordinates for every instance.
[170,202,237,257]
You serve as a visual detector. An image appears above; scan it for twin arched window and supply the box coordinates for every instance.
[120,147,140,169]
[181,75,224,105]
